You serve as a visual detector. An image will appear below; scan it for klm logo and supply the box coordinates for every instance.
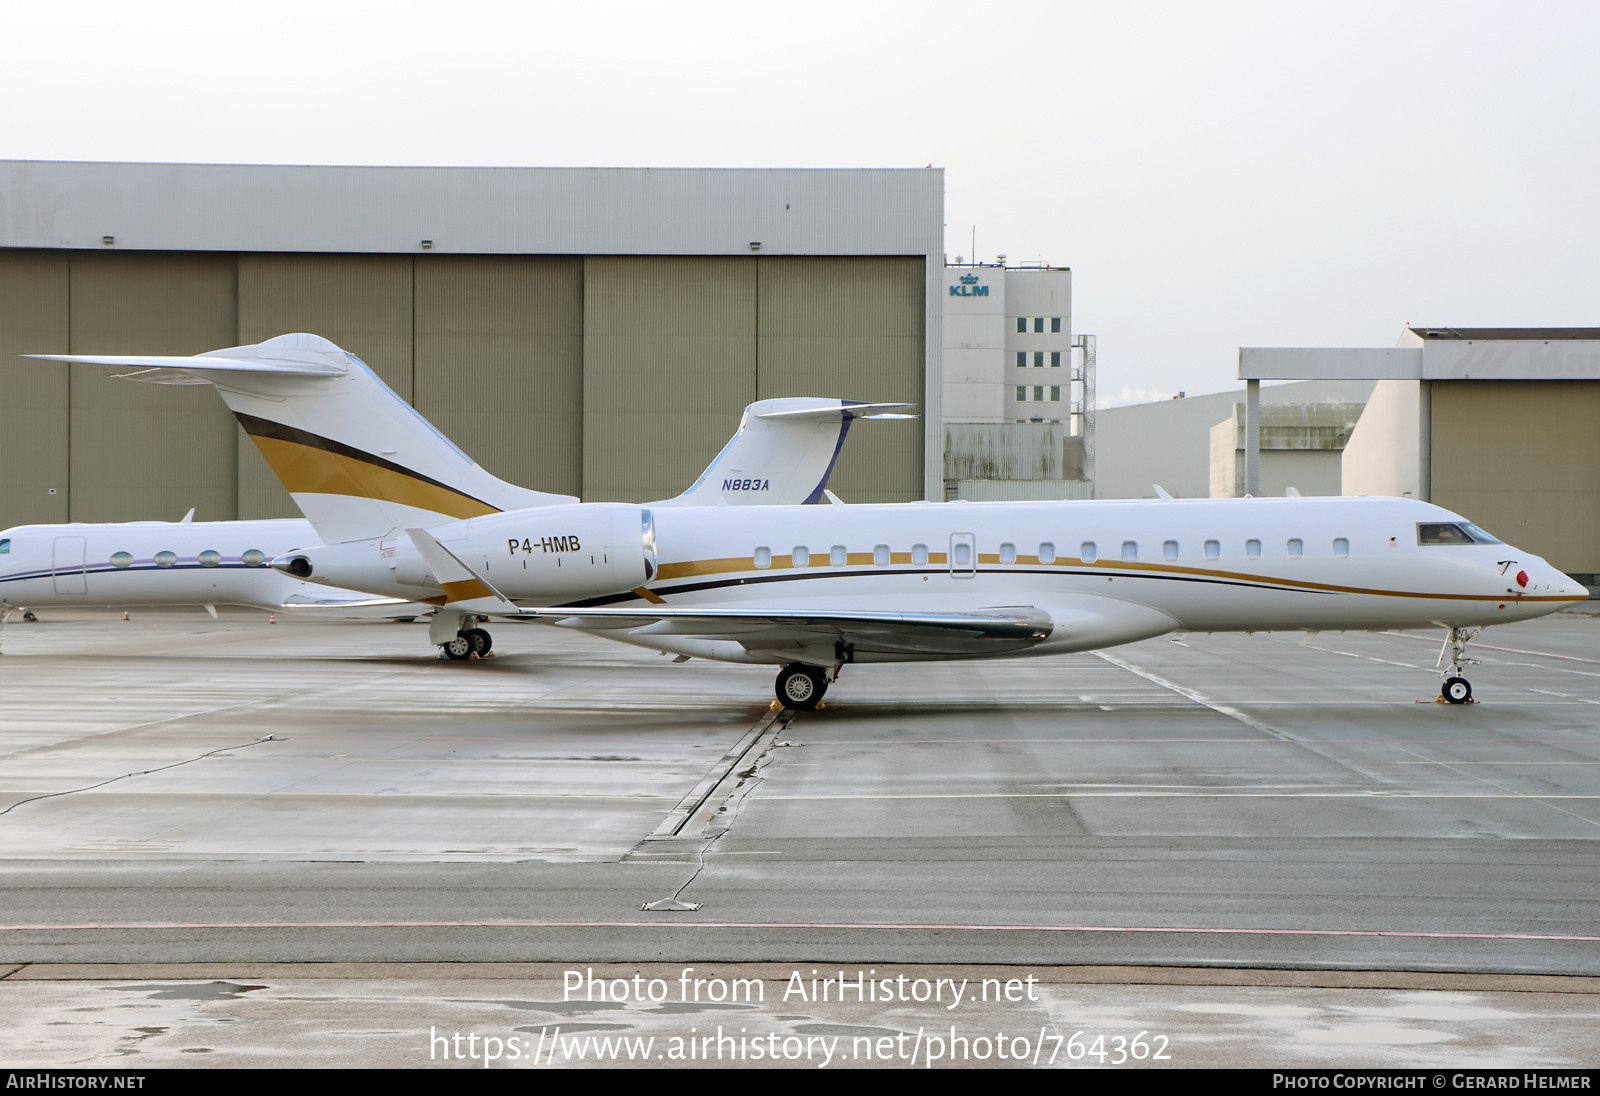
[723,479,770,491]
[949,274,989,297]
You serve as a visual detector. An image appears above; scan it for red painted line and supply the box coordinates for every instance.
[1,919,1596,942]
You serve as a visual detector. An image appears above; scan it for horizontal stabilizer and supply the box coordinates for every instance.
[755,401,917,422]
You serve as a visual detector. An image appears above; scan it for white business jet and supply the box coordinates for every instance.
[9,335,907,657]
[34,335,1587,708]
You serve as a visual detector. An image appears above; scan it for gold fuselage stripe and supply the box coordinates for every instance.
[651,553,1582,604]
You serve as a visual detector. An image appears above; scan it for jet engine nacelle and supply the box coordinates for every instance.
[275,504,656,604]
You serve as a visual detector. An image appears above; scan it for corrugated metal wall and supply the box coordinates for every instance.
[1431,380,1600,574]
[757,257,924,502]
[0,251,69,523]
[415,257,584,498]
[582,257,758,502]
[68,251,239,522]
[0,249,926,526]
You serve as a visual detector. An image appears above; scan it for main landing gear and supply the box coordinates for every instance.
[442,627,493,660]
[1437,625,1481,704]
[775,663,832,710]
[431,610,493,661]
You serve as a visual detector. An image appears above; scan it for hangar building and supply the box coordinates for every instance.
[0,162,944,525]
[1242,327,1600,585]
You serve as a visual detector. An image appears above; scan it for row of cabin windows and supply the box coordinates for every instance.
[752,538,1354,568]
[104,550,271,569]
[1016,317,1065,333]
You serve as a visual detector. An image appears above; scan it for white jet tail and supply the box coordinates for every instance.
[30,334,576,544]
[652,398,914,508]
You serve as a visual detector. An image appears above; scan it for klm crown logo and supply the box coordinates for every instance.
[960,274,979,284]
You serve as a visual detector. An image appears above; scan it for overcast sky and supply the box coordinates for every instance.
[8,1,1597,405]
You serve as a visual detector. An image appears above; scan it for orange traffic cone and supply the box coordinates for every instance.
[122,611,129,620]
[269,613,276,624]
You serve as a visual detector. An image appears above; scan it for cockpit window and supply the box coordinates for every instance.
[0,538,8,554]
[1418,522,1501,546]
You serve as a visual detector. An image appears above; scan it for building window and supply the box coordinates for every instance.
[1016,386,1026,401]
[199,550,222,567]
[1333,537,1349,559]
[1080,541,1097,563]
[911,543,928,565]
[1017,351,1026,368]
[831,544,847,566]
[999,542,1016,564]
[791,546,809,568]
[1017,317,1026,333]
[1051,317,1062,333]
[1033,386,1044,401]
[1204,540,1220,561]
[1287,538,1303,559]
[1034,317,1044,333]
[1050,386,1060,401]
[110,551,133,569]
[754,546,771,569]
[1163,540,1178,562]
[1246,539,1261,560]
[1039,541,1056,564]
[1121,541,1138,562]
[1034,351,1044,367]
[1051,351,1061,367]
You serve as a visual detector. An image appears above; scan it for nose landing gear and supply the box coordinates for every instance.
[1437,626,1482,704]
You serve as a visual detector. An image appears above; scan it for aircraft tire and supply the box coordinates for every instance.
[776,664,827,710]
[22,611,38,622]
[464,628,492,656]
[1442,676,1472,704]
[442,634,473,660]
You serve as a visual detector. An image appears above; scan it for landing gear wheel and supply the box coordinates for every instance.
[463,628,492,656]
[22,611,37,623]
[1442,677,1472,704]
[442,634,473,660]
[775,664,827,710]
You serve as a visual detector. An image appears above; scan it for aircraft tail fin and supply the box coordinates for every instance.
[30,334,576,544]
[652,398,914,508]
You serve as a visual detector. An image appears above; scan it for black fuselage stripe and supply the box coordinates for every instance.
[234,412,497,510]
[560,566,1327,607]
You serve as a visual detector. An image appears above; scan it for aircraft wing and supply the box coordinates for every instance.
[405,527,1053,657]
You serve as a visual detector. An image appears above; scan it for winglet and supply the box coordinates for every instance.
[405,528,521,613]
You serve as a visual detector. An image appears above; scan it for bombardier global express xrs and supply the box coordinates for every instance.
[1,366,905,646]
[32,334,1588,708]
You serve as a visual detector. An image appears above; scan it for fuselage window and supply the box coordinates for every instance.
[1246,539,1261,560]
[199,550,222,567]
[754,546,772,569]
[1287,538,1303,559]
[830,545,847,566]
[873,544,891,566]
[791,546,809,568]
[1080,541,1097,564]
[1163,540,1178,562]
[110,551,133,569]
[1121,541,1137,562]
[999,542,1016,564]
[1204,540,1220,561]
[1333,537,1350,559]
[242,549,266,567]
[1419,522,1501,545]
[953,541,972,567]
[911,543,928,565]
[154,551,178,568]
[1039,541,1056,564]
